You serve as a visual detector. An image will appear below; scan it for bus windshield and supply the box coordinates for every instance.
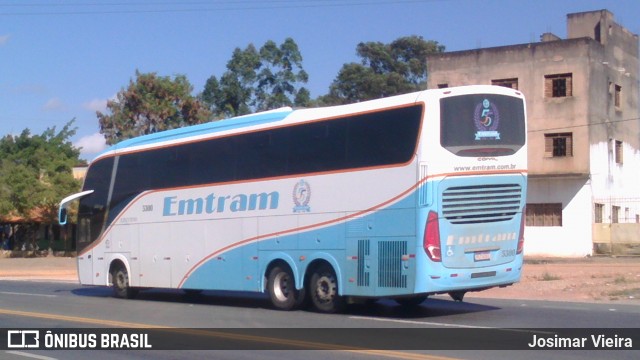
[440,94,525,156]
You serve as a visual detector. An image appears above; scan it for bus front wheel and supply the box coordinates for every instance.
[267,265,303,311]
[309,264,345,313]
[110,263,137,299]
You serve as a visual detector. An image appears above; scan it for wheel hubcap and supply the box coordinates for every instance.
[315,275,335,302]
[116,272,126,288]
[273,272,291,302]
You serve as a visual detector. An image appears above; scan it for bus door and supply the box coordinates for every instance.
[76,216,96,285]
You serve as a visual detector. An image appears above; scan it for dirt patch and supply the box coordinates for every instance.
[0,256,77,281]
[469,257,640,304]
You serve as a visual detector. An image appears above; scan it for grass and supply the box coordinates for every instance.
[538,272,562,281]
[607,288,640,300]
[613,276,629,284]
[525,259,550,265]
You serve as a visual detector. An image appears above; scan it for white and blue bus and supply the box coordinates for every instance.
[59,85,527,313]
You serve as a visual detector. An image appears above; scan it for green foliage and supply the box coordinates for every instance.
[202,44,261,118]
[97,71,211,145]
[255,38,310,111]
[201,38,310,118]
[0,120,81,224]
[321,35,445,105]
[98,35,443,145]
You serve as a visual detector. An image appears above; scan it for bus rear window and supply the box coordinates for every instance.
[440,94,525,156]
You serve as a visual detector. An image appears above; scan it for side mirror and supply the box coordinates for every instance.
[58,189,94,225]
[59,207,68,226]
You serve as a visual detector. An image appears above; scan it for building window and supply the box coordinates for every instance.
[437,83,449,89]
[612,205,620,223]
[615,140,623,164]
[526,203,562,226]
[614,84,622,109]
[594,203,604,223]
[492,78,518,90]
[545,73,572,98]
[544,133,573,157]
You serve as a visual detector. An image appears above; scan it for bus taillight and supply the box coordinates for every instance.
[423,211,441,262]
[517,207,525,254]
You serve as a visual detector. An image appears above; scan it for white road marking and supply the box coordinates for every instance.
[0,278,77,283]
[5,351,58,360]
[0,292,57,298]
[349,316,493,329]
[349,316,558,337]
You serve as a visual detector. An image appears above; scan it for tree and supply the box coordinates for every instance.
[0,120,81,252]
[201,38,310,118]
[254,38,310,111]
[321,35,445,105]
[202,45,261,118]
[98,71,211,145]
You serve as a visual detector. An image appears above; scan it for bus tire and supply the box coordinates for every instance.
[267,265,302,311]
[110,263,137,299]
[309,264,345,313]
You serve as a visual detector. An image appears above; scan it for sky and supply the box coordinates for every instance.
[1,0,638,161]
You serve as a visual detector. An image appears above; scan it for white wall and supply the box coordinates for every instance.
[524,177,593,257]
[590,141,640,223]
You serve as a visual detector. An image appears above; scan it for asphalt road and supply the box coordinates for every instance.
[0,280,638,360]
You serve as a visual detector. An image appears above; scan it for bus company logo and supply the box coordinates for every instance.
[292,179,311,213]
[473,98,501,140]
[163,191,280,216]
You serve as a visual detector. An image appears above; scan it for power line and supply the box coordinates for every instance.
[0,0,438,16]
[527,116,640,133]
[0,0,351,5]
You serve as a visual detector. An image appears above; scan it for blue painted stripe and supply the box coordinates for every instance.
[181,190,419,292]
[103,107,294,155]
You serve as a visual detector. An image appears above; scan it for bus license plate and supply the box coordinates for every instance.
[474,251,491,262]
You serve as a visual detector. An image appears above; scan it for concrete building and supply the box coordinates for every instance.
[426,10,640,256]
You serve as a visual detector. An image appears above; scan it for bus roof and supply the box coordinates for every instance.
[94,85,523,161]
[98,107,294,158]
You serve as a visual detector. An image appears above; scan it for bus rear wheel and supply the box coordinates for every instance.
[267,265,303,311]
[110,263,137,299]
[309,264,345,313]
